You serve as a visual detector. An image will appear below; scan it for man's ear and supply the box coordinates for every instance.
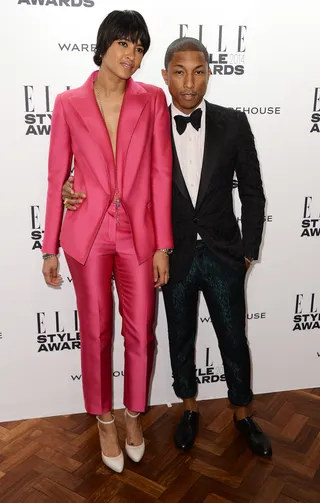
[161,69,169,85]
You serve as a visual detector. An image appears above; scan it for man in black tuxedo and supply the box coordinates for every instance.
[61,37,271,457]
[160,37,271,458]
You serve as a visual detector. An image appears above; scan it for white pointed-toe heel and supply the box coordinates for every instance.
[96,415,124,473]
[125,409,145,463]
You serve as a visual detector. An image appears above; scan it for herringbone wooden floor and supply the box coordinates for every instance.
[0,389,320,502]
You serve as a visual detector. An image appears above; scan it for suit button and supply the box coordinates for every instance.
[193,217,199,223]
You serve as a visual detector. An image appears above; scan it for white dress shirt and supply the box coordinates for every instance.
[171,100,206,208]
[171,100,206,240]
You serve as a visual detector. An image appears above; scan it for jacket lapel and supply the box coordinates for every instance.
[116,79,149,191]
[68,71,112,193]
[170,107,194,206]
[195,102,224,210]
[68,72,149,194]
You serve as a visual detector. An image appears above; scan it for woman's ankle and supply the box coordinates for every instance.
[126,409,140,419]
[98,411,113,422]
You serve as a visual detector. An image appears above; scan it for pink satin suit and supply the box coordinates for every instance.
[42,71,173,414]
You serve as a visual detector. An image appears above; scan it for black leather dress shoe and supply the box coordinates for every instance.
[234,415,272,457]
[174,410,200,450]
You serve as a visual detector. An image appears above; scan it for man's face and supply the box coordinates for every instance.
[162,50,210,114]
[101,38,144,80]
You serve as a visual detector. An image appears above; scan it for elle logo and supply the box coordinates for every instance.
[293,294,320,331]
[179,24,247,76]
[36,311,80,352]
[24,85,70,135]
[301,197,320,237]
[310,87,320,133]
[196,347,225,384]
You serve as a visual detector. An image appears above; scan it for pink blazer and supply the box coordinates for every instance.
[42,71,173,265]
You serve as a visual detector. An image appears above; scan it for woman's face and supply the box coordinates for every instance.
[101,39,144,80]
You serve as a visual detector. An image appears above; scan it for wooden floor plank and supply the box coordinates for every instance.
[282,481,320,503]
[0,470,40,503]
[281,414,309,442]
[85,477,124,503]
[189,459,242,488]
[113,469,166,498]
[276,495,301,503]
[35,446,82,473]
[251,476,284,502]
[33,475,86,503]
[0,441,41,473]
[159,468,200,503]
[33,459,83,491]
[239,459,274,496]
[203,495,234,503]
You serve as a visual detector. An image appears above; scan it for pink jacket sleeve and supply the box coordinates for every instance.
[151,88,173,249]
[42,94,73,255]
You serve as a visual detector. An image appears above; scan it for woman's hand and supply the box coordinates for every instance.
[42,256,62,287]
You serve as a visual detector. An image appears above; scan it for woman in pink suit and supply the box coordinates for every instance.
[41,10,173,473]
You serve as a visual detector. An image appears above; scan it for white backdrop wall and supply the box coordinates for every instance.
[0,0,319,421]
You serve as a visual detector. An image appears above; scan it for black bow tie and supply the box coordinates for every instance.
[174,108,202,135]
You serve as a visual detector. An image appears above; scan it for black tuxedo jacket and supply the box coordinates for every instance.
[169,101,265,284]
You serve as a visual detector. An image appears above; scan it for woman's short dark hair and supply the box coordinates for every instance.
[93,10,151,66]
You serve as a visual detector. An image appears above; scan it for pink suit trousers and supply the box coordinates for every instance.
[65,203,155,414]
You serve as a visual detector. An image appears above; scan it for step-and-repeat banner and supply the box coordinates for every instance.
[0,0,319,421]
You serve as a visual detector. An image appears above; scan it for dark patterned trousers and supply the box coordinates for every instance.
[162,241,253,407]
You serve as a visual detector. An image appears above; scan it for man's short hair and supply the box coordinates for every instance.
[164,37,209,70]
